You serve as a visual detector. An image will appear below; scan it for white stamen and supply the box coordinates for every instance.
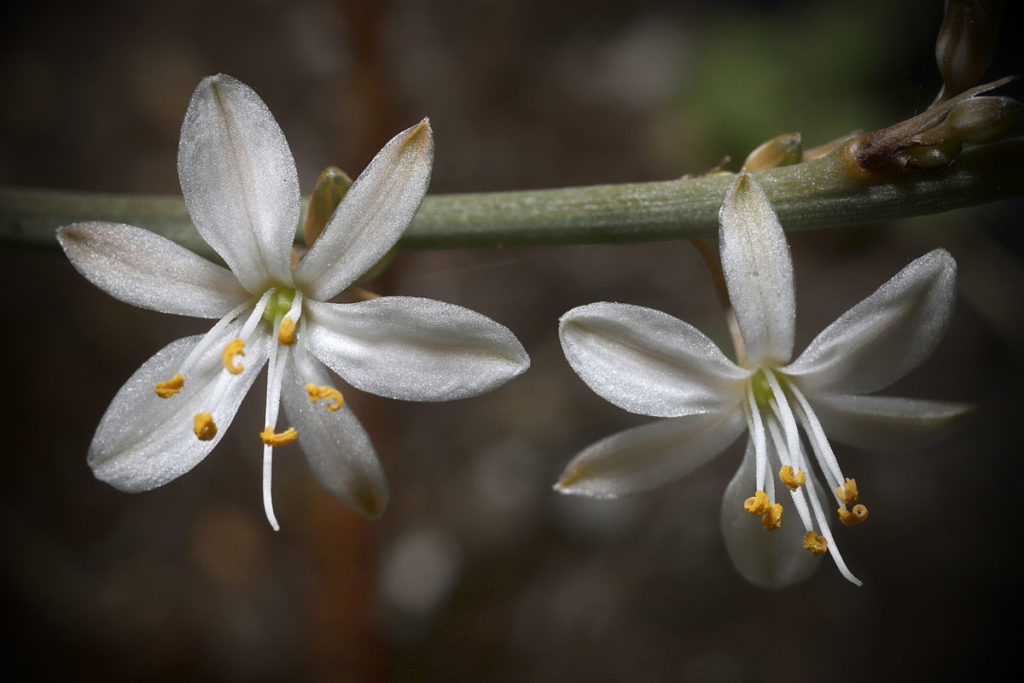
[765,415,813,530]
[240,288,277,340]
[177,298,254,376]
[744,385,768,492]
[285,290,304,323]
[764,370,802,466]
[787,381,845,492]
[801,466,862,586]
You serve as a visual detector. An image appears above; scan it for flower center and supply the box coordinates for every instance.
[262,287,296,324]
[750,369,774,408]
[742,368,870,585]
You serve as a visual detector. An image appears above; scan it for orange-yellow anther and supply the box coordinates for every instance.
[744,490,771,515]
[803,530,828,556]
[305,383,343,411]
[221,338,245,374]
[761,503,783,530]
[278,317,296,345]
[836,478,859,505]
[838,504,869,526]
[260,426,298,446]
[155,373,185,398]
[779,465,806,491]
[193,412,217,441]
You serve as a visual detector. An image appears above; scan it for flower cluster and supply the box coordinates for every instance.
[61,75,967,586]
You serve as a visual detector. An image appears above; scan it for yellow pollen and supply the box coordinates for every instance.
[154,373,185,398]
[803,530,828,556]
[305,383,343,411]
[278,317,296,345]
[193,412,217,441]
[221,338,246,374]
[779,465,806,491]
[744,490,771,515]
[761,503,783,530]
[260,426,298,446]
[836,478,859,505]
[838,504,869,526]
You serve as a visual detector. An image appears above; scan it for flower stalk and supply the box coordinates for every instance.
[3,135,1022,255]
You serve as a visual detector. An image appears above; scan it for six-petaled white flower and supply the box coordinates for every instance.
[59,74,529,529]
[556,173,969,587]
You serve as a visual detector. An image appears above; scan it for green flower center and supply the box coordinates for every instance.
[750,369,775,408]
[263,287,296,323]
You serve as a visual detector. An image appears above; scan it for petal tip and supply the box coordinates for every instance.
[553,468,618,499]
[350,481,389,520]
[554,467,586,495]
[403,118,434,153]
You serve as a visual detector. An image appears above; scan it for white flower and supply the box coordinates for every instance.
[58,74,529,529]
[556,173,969,587]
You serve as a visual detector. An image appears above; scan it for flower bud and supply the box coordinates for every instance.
[303,166,352,248]
[935,0,1000,98]
[742,132,803,171]
[946,95,1023,144]
[905,139,963,169]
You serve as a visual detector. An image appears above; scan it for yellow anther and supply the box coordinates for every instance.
[779,465,806,491]
[193,412,217,441]
[221,338,245,374]
[305,383,344,411]
[761,503,783,530]
[836,478,859,505]
[838,504,869,526]
[155,373,185,398]
[260,426,298,446]
[278,317,296,345]
[744,490,771,515]
[802,530,828,556]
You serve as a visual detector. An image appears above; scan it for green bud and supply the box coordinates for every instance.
[947,95,1023,144]
[905,139,963,169]
[742,132,803,171]
[303,166,353,248]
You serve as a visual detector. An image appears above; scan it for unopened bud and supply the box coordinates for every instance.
[303,166,352,248]
[742,132,802,171]
[802,132,859,161]
[905,139,963,169]
[909,139,962,169]
[935,0,1000,99]
[947,95,1023,144]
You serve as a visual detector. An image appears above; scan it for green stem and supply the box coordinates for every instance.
[2,138,1021,256]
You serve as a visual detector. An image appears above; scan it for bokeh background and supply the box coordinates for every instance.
[2,0,1022,680]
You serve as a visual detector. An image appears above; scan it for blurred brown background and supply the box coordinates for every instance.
[2,0,1022,680]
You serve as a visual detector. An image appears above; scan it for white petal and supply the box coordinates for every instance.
[57,222,248,318]
[305,297,529,401]
[809,393,972,452]
[720,440,823,588]
[178,74,299,293]
[280,355,388,519]
[559,302,750,418]
[785,249,957,394]
[88,327,270,492]
[294,120,433,300]
[554,410,745,498]
[719,173,796,365]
